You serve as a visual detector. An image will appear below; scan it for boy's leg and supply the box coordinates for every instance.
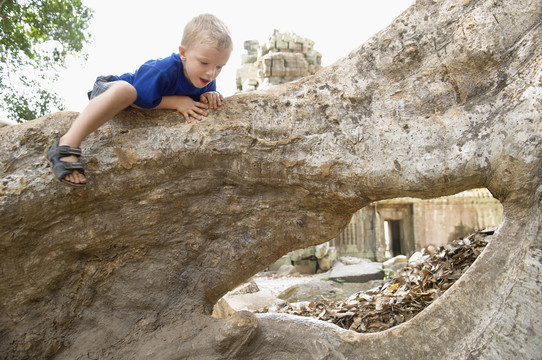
[59,81,137,185]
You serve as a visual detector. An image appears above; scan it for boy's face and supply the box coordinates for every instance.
[179,43,231,88]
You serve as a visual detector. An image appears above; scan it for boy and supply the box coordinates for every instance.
[45,13,232,187]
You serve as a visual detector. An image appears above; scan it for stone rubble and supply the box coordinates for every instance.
[267,240,338,274]
[326,261,384,283]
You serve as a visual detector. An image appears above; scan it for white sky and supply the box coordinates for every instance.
[51,0,414,113]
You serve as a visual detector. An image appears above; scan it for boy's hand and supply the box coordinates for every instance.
[169,96,209,123]
[200,91,224,110]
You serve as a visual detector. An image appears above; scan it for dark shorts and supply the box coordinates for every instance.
[87,75,118,100]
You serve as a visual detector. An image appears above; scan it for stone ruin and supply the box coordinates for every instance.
[236,30,322,92]
[0,0,541,358]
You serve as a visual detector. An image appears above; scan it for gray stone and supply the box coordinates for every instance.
[292,259,317,274]
[214,311,258,358]
[289,247,315,262]
[267,255,292,272]
[339,256,371,265]
[276,264,297,276]
[382,255,407,269]
[212,298,235,319]
[317,247,337,271]
[232,280,259,295]
[314,242,330,259]
[327,262,384,283]
[277,280,367,303]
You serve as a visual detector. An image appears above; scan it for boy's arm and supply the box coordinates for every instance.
[154,95,209,123]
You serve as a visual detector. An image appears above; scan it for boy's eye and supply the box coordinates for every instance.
[200,61,208,65]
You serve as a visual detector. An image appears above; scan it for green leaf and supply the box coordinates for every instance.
[0,0,93,122]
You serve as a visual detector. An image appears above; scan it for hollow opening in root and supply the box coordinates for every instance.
[213,188,503,333]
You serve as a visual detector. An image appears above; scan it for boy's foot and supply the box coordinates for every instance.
[45,141,87,187]
[59,154,87,185]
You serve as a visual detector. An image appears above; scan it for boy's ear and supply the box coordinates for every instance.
[178,46,187,61]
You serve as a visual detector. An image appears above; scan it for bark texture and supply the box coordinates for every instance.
[1,0,541,358]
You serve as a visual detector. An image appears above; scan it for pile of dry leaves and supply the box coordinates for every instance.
[276,228,493,333]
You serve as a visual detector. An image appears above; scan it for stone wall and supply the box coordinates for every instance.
[236,30,322,92]
[332,188,503,261]
[411,189,503,249]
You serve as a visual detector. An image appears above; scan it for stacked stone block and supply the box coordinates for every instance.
[236,30,322,92]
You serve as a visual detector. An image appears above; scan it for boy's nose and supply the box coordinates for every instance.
[206,67,218,79]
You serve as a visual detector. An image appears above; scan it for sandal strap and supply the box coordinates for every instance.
[52,161,85,177]
[46,141,82,161]
[59,161,85,171]
[54,145,82,157]
[60,145,81,156]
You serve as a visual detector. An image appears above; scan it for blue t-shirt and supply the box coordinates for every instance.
[115,53,216,109]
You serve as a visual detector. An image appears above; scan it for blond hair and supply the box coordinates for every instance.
[182,14,233,50]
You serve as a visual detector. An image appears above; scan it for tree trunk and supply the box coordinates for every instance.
[0,0,540,358]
